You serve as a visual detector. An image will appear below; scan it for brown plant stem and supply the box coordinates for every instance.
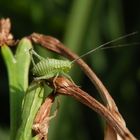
[46,76,136,140]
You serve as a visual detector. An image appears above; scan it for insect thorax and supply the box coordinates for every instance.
[32,58,71,78]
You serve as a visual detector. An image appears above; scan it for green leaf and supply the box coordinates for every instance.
[1,38,32,139]
[16,82,44,140]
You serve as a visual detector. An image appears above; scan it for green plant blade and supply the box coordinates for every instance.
[1,38,32,140]
[16,82,44,140]
[15,38,32,91]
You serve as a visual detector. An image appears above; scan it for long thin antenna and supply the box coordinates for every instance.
[71,32,138,63]
[100,42,140,50]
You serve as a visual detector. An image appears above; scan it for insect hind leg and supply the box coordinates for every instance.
[52,73,59,92]
[34,75,50,81]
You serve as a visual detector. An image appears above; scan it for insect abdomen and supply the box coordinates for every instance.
[32,58,71,78]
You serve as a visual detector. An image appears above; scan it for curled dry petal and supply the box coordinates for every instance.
[0,18,15,46]
[32,93,56,140]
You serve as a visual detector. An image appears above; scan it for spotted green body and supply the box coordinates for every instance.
[32,58,71,79]
[30,50,72,80]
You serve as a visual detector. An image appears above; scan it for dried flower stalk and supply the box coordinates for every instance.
[46,76,136,140]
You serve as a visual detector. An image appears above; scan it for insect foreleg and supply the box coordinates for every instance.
[29,48,36,66]
[30,49,45,61]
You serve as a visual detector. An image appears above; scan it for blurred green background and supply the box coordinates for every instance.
[0,0,140,139]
